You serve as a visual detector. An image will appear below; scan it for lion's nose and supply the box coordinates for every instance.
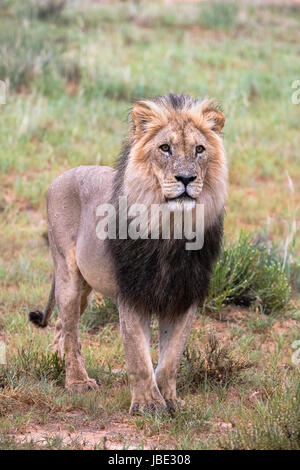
[175,174,196,187]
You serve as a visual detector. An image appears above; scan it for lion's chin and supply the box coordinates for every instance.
[166,197,196,212]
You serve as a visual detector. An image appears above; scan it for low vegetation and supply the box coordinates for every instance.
[207,232,291,315]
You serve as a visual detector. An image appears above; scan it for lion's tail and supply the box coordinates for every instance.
[29,276,55,328]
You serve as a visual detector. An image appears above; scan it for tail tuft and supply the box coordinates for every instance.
[29,310,47,328]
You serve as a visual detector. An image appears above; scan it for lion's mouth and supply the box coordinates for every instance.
[165,192,195,202]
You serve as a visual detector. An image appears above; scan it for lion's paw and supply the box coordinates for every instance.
[66,378,99,393]
[130,400,168,416]
[165,398,185,417]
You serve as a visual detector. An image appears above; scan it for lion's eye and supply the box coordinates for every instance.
[196,145,205,155]
[160,144,170,153]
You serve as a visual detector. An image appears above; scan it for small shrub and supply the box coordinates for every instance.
[206,232,291,315]
[34,0,66,20]
[199,1,239,30]
[179,332,252,392]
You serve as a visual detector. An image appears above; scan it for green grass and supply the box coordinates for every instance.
[219,383,300,450]
[0,0,300,450]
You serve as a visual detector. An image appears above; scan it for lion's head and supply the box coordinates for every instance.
[120,93,227,227]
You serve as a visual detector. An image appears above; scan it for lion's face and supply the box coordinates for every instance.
[123,95,227,221]
[147,120,210,210]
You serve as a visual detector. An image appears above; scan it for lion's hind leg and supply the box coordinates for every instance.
[54,252,97,393]
[52,282,92,359]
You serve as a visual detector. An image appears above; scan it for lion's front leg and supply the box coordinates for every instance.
[155,305,196,414]
[118,301,166,415]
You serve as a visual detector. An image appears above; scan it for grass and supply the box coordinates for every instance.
[0,0,300,450]
[219,383,300,450]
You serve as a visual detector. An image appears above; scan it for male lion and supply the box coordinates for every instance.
[29,94,227,415]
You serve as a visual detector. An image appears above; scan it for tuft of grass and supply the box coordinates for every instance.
[1,346,66,385]
[81,296,119,333]
[199,1,239,30]
[246,314,274,334]
[0,29,55,91]
[207,233,291,315]
[219,385,300,450]
[179,332,252,392]
[17,347,65,384]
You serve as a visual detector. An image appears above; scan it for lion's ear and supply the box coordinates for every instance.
[200,100,225,134]
[131,100,166,135]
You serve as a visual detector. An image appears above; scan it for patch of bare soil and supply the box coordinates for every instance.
[12,413,159,450]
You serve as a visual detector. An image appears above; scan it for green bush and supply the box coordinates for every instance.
[206,233,291,314]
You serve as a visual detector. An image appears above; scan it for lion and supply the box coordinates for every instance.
[29,93,227,415]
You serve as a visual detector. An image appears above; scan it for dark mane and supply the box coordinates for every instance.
[108,214,223,318]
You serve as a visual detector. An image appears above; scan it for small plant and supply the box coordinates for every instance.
[17,347,65,384]
[179,332,252,391]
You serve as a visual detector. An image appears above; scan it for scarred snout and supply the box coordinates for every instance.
[162,172,204,205]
